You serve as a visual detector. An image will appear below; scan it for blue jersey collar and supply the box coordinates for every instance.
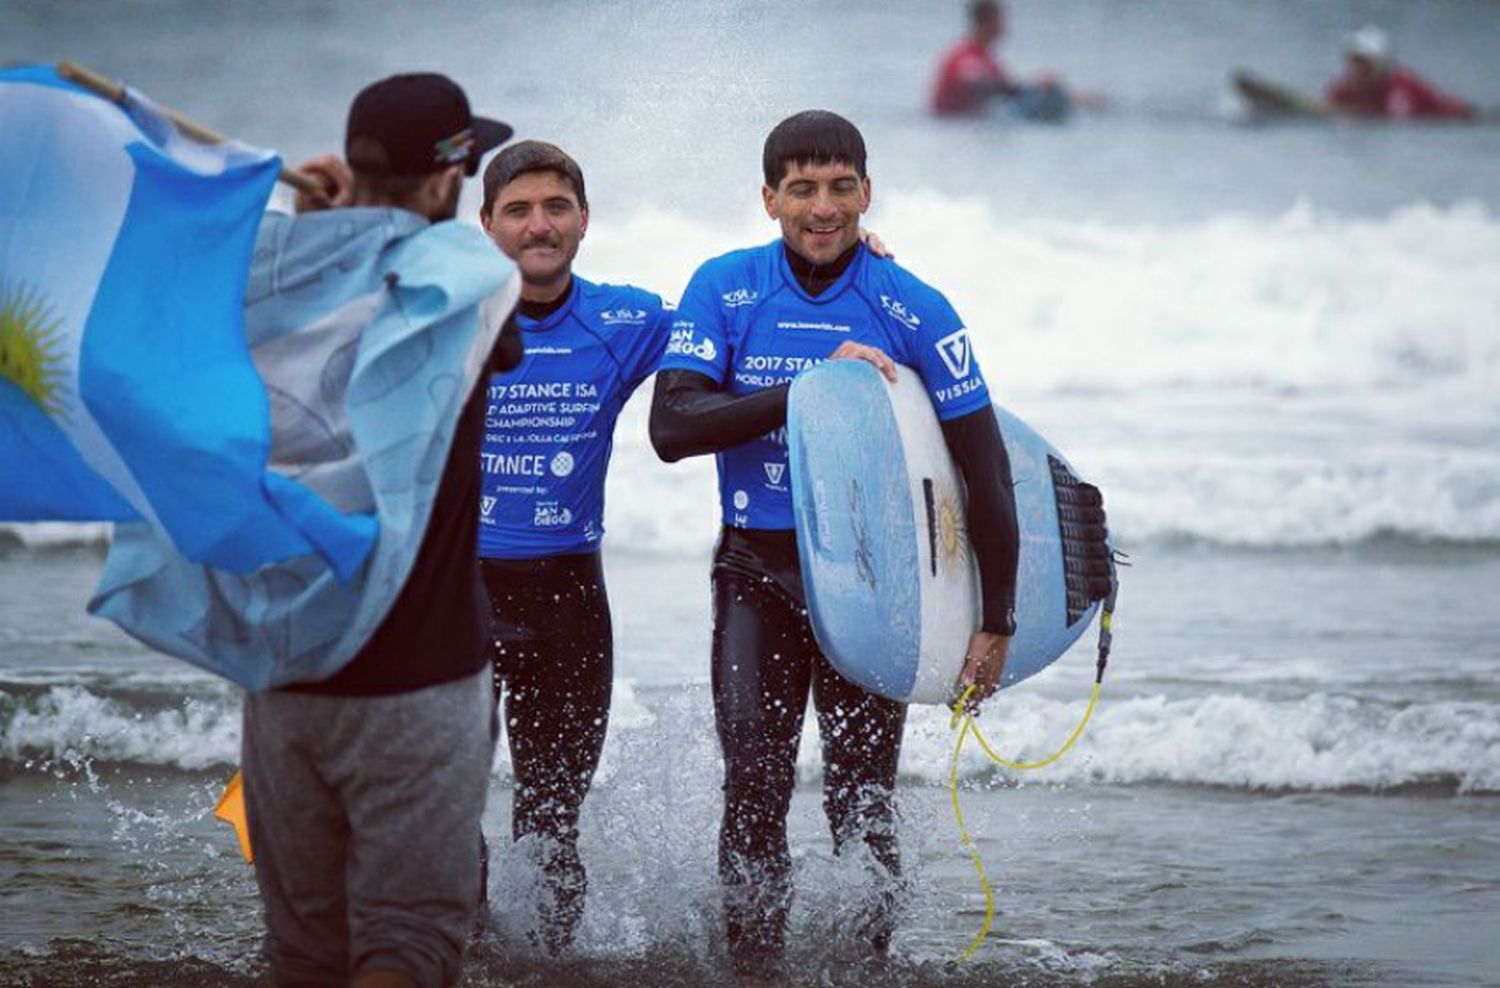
[776,240,866,304]
[518,277,580,333]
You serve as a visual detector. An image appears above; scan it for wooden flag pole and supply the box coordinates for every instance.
[56,60,323,197]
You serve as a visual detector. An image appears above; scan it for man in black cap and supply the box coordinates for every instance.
[299,71,514,214]
[238,73,518,988]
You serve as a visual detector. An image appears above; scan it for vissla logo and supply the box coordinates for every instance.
[880,294,921,330]
[763,462,786,486]
[935,329,971,379]
[722,288,758,308]
[480,496,497,518]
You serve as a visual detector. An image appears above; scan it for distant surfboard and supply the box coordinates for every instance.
[1001,84,1072,123]
[1232,69,1329,119]
[1232,68,1495,125]
[787,361,1108,705]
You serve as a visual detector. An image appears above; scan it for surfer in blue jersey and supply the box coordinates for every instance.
[474,141,671,953]
[649,110,1020,971]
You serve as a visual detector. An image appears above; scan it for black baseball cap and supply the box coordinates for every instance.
[345,73,512,177]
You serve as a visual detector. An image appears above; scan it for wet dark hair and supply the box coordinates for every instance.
[762,110,867,189]
[970,0,1001,27]
[481,140,587,216]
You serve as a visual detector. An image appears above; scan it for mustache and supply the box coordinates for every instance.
[520,235,563,249]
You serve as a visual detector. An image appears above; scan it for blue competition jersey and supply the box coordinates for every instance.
[659,241,992,529]
[478,277,670,558]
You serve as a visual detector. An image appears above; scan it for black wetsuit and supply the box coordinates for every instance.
[650,242,1019,961]
[709,526,906,955]
[481,550,611,953]
[478,289,644,952]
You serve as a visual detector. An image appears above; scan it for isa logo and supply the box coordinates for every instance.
[599,308,647,325]
[880,294,921,330]
[722,288,758,308]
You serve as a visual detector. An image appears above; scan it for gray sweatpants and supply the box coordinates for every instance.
[242,669,496,988]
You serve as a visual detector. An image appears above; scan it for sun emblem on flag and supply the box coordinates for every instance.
[0,280,67,418]
[935,493,971,568]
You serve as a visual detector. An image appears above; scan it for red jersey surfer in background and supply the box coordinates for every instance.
[931,0,1017,115]
[930,0,1095,120]
[1324,25,1473,121]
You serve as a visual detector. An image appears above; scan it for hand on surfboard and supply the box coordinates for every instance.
[828,340,898,382]
[958,630,1011,711]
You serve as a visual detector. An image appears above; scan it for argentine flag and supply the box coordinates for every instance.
[0,63,372,579]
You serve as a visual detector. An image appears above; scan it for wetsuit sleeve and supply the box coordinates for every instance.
[939,404,1019,635]
[488,311,523,374]
[649,369,789,463]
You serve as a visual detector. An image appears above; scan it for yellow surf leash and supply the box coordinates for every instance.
[946,576,1118,966]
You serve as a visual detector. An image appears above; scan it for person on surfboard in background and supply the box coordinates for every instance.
[1323,25,1474,121]
[930,0,1098,120]
[470,141,672,954]
[649,110,1020,975]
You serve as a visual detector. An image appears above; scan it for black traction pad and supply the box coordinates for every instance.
[1049,455,1113,626]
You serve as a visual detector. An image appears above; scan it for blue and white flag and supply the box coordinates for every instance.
[89,210,518,690]
[0,64,371,579]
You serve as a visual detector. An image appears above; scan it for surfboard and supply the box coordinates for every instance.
[1232,69,1329,119]
[1001,84,1072,123]
[786,360,1108,705]
[1230,69,1498,125]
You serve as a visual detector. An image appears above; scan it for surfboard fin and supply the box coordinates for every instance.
[214,769,254,863]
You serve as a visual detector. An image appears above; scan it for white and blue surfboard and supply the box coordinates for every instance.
[787,360,1106,705]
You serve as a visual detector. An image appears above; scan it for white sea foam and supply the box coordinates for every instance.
[891,690,1500,794]
[5,199,1496,553]
[1,684,240,772]
[1087,438,1500,546]
[584,198,1500,552]
[5,678,1494,794]
[0,521,110,547]
[584,196,1500,400]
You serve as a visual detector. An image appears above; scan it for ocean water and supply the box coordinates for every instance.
[2,1,1498,985]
